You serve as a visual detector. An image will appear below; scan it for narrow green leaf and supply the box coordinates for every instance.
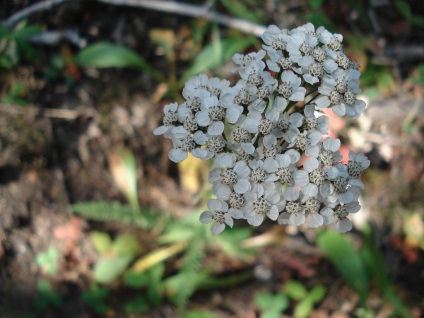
[183,309,218,318]
[394,0,412,20]
[35,279,62,310]
[109,148,140,210]
[410,15,424,27]
[93,255,134,284]
[283,280,308,300]
[82,285,110,314]
[308,285,327,303]
[255,292,289,314]
[219,0,264,23]
[309,0,325,9]
[75,42,147,69]
[181,36,254,84]
[123,271,149,288]
[112,234,140,256]
[124,296,149,314]
[90,231,112,255]
[75,42,164,81]
[317,231,368,305]
[294,298,313,318]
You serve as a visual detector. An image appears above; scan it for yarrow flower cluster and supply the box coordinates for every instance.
[154,23,370,235]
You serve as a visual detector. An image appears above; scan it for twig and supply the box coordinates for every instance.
[97,0,267,36]
[5,0,72,27]
[5,0,266,36]
[0,103,90,120]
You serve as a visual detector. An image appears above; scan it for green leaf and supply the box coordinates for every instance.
[308,285,326,303]
[123,271,150,288]
[34,279,62,311]
[72,201,161,230]
[112,234,140,256]
[283,280,308,300]
[410,15,424,27]
[75,42,147,69]
[82,285,110,314]
[147,264,165,305]
[35,247,59,275]
[360,226,412,318]
[308,12,331,29]
[108,148,140,210]
[309,0,324,9]
[255,292,289,318]
[394,0,412,21]
[294,298,313,318]
[124,296,149,314]
[90,231,112,255]
[219,0,264,23]
[93,254,134,284]
[317,231,368,305]
[12,23,43,39]
[75,42,164,81]
[213,227,253,260]
[181,36,255,84]
[183,309,218,318]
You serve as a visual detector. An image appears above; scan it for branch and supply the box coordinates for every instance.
[97,0,266,36]
[5,0,267,36]
[0,103,93,120]
[5,0,71,27]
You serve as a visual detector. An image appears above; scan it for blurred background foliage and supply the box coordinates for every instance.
[1,0,424,317]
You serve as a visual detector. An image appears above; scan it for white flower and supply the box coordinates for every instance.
[303,104,329,135]
[316,26,343,51]
[320,207,335,225]
[195,95,243,135]
[226,190,247,219]
[229,115,255,155]
[283,30,318,63]
[168,129,209,163]
[315,68,364,118]
[274,151,300,195]
[262,25,289,53]
[347,151,370,179]
[293,55,323,84]
[239,59,267,87]
[199,199,233,235]
[178,89,210,118]
[205,135,227,157]
[256,134,281,160]
[209,160,251,197]
[207,77,231,98]
[244,183,284,226]
[266,48,294,73]
[329,166,361,204]
[294,157,331,197]
[346,151,370,189]
[232,50,266,74]
[303,196,324,228]
[245,101,281,137]
[221,80,256,107]
[153,102,179,138]
[287,129,322,156]
[248,158,279,195]
[274,111,303,142]
[249,72,278,100]
[183,74,209,98]
[277,187,305,226]
[333,201,361,233]
[277,71,306,102]
[318,137,342,179]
